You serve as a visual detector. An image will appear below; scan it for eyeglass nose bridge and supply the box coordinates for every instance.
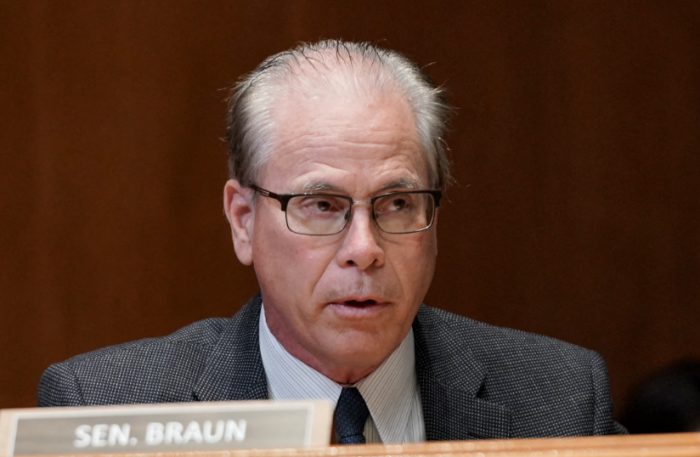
[341,199,376,228]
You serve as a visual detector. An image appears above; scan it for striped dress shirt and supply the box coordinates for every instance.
[258,305,425,443]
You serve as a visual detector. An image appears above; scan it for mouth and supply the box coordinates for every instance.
[343,299,378,306]
[327,297,387,318]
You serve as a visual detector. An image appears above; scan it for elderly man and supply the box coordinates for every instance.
[39,40,625,442]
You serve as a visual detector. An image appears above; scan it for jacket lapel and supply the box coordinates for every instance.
[193,293,268,402]
[414,306,512,440]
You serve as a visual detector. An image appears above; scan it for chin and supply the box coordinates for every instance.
[322,333,397,365]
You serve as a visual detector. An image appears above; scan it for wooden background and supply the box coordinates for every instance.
[1,1,698,420]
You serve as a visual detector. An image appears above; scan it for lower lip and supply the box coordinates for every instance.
[328,301,387,317]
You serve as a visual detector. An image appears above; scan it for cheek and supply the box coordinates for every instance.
[252,210,294,291]
[394,232,437,298]
[252,209,338,304]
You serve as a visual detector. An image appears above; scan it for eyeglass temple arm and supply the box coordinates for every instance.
[250,185,293,211]
[429,190,442,207]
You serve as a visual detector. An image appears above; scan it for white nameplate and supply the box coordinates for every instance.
[0,400,333,456]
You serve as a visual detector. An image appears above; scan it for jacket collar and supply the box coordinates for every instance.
[413,305,513,440]
[193,293,268,402]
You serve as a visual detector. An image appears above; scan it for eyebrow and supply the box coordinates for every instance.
[379,178,420,191]
[300,178,420,193]
[301,181,341,192]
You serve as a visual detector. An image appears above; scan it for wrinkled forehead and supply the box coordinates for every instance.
[265,92,426,193]
[272,86,419,148]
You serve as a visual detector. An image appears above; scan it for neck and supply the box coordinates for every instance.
[271,327,381,384]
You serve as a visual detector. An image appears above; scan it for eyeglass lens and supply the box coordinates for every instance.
[285,192,435,235]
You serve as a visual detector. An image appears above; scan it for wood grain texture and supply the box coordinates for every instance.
[12,433,700,457]
[1,0,698,422]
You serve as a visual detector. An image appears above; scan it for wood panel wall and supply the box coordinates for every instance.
[1,0,698,418]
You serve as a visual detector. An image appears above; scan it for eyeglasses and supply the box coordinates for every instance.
[250,185,442,236]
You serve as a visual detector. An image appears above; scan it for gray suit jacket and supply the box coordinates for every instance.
[38,294,625,439]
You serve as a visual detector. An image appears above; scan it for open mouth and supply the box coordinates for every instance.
[344,299,378,306]
[330,299,385,318]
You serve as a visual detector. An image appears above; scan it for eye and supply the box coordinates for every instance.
[316,200,332,212]
[295,196,347,215]
[390,198,408,211]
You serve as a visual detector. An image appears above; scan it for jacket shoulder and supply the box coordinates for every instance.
[417,305,596,369]
[38,317,230,407]
[415,305,623,436]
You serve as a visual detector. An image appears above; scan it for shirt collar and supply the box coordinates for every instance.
[258,304,417,443]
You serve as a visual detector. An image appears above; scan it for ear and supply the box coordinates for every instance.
[224,179,254,265]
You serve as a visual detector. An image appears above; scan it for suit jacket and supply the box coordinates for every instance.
[38,293,626,439]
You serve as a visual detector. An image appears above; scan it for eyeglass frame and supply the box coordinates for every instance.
[248,184,442,236]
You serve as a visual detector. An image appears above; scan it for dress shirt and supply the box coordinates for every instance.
[259,305,425,443]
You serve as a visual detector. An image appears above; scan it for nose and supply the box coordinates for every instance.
[335,205,385,270]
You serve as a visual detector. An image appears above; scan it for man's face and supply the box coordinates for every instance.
[226,87,438,383]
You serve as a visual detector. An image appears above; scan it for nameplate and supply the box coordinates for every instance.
[0,400,333,456]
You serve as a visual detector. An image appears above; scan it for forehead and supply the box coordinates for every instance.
[261,84,427,193]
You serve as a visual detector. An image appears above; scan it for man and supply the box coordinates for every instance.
[39,40,625,442]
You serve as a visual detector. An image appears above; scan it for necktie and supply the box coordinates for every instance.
[334,387,370,444]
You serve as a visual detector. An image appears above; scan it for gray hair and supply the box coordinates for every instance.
[225,40,452,190]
